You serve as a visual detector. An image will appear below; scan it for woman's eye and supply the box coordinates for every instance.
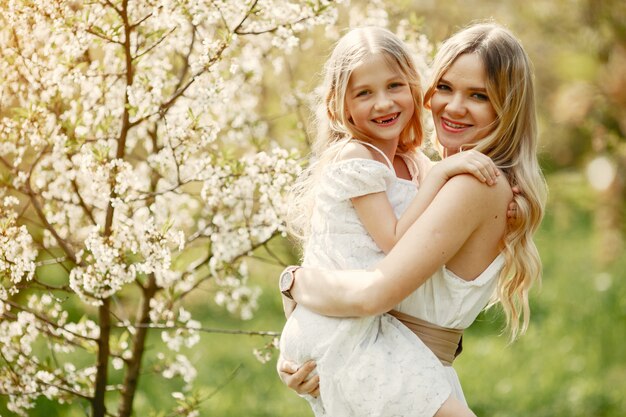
[436,84,451,91]
[471,92,489,101]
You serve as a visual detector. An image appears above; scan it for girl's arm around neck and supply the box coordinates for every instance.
[291,174,510,317]
[352,162,447,254]
[354,150,499,253]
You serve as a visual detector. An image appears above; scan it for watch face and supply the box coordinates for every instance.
[280,269,293,291]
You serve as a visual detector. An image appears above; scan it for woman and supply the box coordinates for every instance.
[278,21,547,408]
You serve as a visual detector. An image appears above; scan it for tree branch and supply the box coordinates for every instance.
[26,185,78,265]
[71,179,97,226]
[136,26,177,59]
[93,0,135,414]
[116,322,280,337]
[117,273,159,417]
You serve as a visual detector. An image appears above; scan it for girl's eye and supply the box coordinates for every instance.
[389,82,404,89]
[356,90,370,97]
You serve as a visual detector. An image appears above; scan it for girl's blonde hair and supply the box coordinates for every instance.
[424,22,548,340]
[288,27,425,242]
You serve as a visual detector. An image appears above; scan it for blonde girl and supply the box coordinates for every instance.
[279,26,498,417]
[279,22,546,412]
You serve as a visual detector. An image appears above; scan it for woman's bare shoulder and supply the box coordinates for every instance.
[443,173,513,214]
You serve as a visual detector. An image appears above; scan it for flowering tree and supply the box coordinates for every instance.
[0,0,343,415]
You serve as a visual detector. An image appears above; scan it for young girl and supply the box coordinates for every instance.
[279,26,499,417]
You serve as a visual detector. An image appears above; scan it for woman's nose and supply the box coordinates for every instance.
[445,93,467,116]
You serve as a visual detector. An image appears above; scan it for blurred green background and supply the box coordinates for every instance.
[6,0,625,415]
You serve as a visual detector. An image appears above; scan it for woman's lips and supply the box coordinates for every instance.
[441,117,471,132]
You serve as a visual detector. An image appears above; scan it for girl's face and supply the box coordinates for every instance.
[345,55,414,149]
[430,53,497,156]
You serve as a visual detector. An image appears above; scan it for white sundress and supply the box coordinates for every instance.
[394,254,505,404]
[279,143,451,417]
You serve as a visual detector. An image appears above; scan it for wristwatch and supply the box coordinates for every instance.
[279,265,302,300]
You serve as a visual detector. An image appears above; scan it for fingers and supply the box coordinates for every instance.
[460,150,499,185]
[278,360,319,395]
[507,201,518,220]
[277,357,299,375]
[475,151,499,186]
[299,374,321,397]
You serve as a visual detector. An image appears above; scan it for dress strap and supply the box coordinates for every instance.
[351,139,394,171]
[388,309,464,367]
[396,153,419,183]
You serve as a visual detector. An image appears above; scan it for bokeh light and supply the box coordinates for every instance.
[586,156,616,191]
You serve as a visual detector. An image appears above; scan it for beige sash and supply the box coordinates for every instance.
[389,310,463,367]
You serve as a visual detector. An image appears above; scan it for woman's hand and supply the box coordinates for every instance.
[437,149,499,185]
[282,295,297,318]
[276,356,320,398]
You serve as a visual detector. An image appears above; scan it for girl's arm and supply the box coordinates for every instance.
[290,174,507,317]
[353,149,499,253]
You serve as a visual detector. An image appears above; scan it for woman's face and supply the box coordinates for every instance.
[430,53,497,156]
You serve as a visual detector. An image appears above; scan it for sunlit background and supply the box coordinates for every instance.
[1,0,624,416]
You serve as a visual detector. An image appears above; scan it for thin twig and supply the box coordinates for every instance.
[115,322,280,337]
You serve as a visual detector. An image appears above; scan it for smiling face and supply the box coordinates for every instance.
[430,53,497,156]
[344,54,415,150]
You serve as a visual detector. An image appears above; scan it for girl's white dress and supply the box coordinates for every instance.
[280,146,452,417]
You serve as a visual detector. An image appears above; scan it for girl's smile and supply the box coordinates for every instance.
[373,112,401,125]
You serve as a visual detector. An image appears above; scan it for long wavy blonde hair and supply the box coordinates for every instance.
[424,22,548,340]
[287,27,425,242]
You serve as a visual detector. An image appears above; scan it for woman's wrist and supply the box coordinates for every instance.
[279,265,302,300]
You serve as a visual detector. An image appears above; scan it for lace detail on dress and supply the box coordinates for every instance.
[322,158,395,201]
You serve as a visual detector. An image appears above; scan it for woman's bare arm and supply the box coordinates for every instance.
[291,174,509,316]
[354,150,499,253]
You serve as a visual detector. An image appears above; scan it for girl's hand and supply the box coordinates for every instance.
[507,186,522,220]
[438,150,499,185]
[277,356,320,397]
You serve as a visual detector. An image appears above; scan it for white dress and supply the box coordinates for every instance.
[395,254,505,404]
[280,145,451,417]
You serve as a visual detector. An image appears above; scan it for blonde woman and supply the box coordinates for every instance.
[279,22,546,411]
